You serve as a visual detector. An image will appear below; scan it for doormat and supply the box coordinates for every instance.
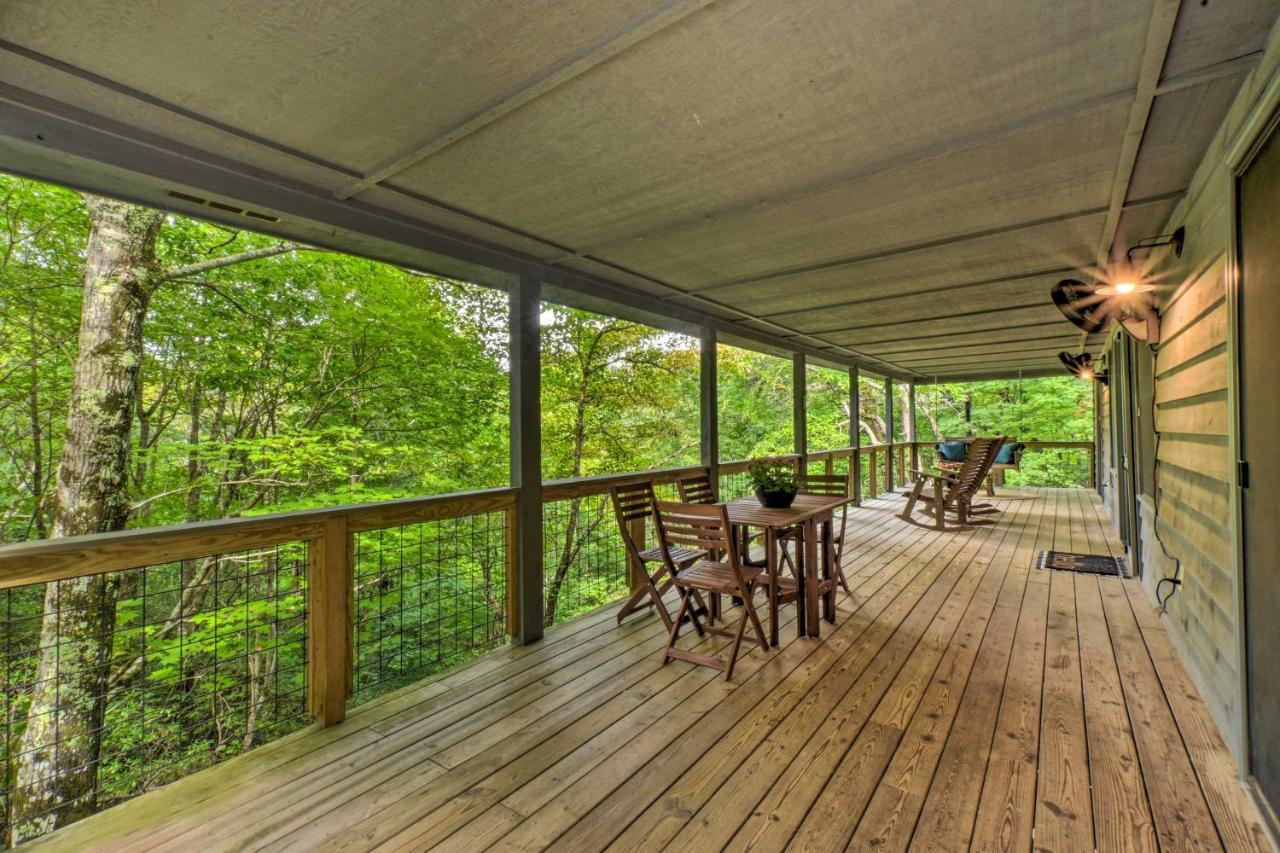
[1036,551,1126,577]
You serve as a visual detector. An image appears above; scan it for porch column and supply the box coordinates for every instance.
[793,353,807,462]
[850,365,861,505]
[509,274,544,645]
[701,327,719,485]
[908,379,919,472]
[884,375,895,492]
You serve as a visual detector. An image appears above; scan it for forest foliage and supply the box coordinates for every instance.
[0,174,1091,841]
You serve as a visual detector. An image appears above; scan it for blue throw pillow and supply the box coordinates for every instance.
[936,441,968,462]
[994,442,1025,465]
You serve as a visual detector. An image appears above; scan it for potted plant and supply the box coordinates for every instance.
[747,457,799,508]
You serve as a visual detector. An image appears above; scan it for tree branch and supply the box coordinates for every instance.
[155,242,304,283]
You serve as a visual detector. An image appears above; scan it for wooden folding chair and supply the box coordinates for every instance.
[900,437,1005,530]
[793,473,853,593]
[611,481,706,630]
[653,501,770,680]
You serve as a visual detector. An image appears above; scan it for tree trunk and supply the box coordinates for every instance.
[9,196,162,844]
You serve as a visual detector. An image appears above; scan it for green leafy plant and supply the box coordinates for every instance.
[746,457,798,493]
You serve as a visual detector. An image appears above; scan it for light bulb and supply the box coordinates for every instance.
[1079,369,1094,380]
[1114,282,1137,294]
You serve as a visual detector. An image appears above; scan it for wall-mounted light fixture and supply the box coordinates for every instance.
[1059,351,1108,385]
[1125,225,1185,262]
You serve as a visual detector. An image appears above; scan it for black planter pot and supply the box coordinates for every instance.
[754,487,797,509]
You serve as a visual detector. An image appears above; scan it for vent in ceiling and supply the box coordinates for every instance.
[167,190,279,223]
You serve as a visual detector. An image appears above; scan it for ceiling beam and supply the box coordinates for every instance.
[869,334,1084,361]
[897,348,1075,370]
[757,265,1080,321]
[1094,0,1182,266]
[919,367,1067,383]
[332,0,717,200]
[795,300,1054,338]
[1155,50,1263,95]
[678,191,1182,298]
[843,319,1080,349]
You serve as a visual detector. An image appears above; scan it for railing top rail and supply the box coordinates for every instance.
[541,463,708,501]
[0,440,1099,590]
[0,486,519,589]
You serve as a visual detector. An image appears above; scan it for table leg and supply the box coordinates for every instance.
[794,524,807,638]
[766,526,779,647]
[804,517,820,637]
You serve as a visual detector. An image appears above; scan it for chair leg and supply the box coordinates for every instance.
[724,604,749,680]
[768,577,779,647]
[985,475,995,497]
[664,591,691,665]
[743,588,769,655]
[933,479,945,530]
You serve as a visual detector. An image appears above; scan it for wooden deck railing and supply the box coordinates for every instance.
[0,437,1096,838]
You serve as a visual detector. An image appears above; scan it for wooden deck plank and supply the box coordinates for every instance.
[1075,572,1159,851]
[1033,529,1095,850]
[28,490,1270,853]
[1098,576,1224,851]
[677,509,1015,851]
[720,520,997,852]
[533,502,989,851]
[1122,579,1275,852]
[861,487,1051,851]
[785,496,1036,851]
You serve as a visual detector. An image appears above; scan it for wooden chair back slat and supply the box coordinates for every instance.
[798,473,849,498]
[654,501,735,559]
[677,473,717,505]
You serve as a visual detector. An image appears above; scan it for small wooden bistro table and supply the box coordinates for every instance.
[722,493,848,641]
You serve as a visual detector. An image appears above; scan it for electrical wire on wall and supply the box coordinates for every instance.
[1146,343,1183,615]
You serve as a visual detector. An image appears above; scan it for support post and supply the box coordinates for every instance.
[510,275,544,644]
[849,366,861,505]
[908,379,919,473]
[884,376,895,493]
[701,327,720,488]
[793,353,807,465]
[308,514,352,726]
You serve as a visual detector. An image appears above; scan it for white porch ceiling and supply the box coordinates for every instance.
[0,0,1275,378]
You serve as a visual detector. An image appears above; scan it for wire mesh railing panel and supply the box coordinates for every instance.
[351,511,508,705]
[542,495,628,627]
[718,470,752,502]
[0,543,309,844]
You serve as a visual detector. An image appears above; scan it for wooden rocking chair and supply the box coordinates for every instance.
[900,437,1005,530]
[653,501,770,680]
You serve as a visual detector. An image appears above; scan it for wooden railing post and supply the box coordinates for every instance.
[504,505,520,639]
[868,448,877,497]
[308,514,352,727]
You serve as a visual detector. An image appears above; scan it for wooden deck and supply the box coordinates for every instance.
[34,489,1273,852]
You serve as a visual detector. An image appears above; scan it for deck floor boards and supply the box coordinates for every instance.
[33,489,1273,852]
